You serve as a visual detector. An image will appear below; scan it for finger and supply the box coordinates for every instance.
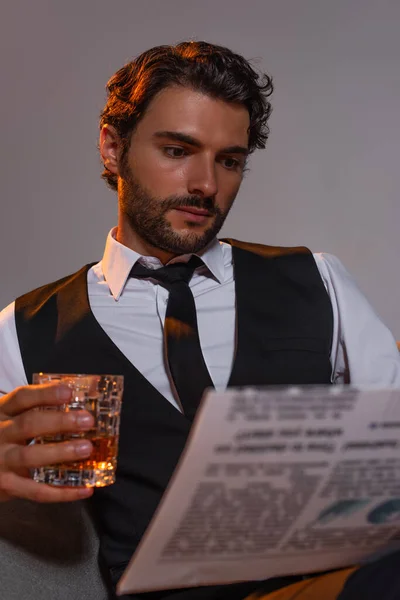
[2,409,94,444]
[4,439,93,470]
[1,383,72,417]
[0,471,94,503]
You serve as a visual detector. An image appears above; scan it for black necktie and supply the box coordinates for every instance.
[130,256,214,420]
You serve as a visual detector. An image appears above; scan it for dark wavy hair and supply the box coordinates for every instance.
[100,41,273,190]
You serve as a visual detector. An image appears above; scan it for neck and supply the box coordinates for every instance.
[116,213,178,265]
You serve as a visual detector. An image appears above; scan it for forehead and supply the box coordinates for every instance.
[134,86,250,148]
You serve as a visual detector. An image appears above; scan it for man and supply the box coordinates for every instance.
[0,41,399,600]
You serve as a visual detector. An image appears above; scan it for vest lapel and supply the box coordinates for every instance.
[42,264,189,421]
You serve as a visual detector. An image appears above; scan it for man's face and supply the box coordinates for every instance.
[116,86,250,255]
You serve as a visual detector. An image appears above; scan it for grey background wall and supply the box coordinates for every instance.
[1,0,399,337]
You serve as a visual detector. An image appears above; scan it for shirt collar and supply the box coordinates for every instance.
[101,227,225,300]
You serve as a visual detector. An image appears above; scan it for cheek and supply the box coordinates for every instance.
[134,153,187,196]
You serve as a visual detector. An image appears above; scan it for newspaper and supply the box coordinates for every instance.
[117,386,400,595]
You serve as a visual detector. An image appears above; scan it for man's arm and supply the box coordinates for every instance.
[314,253,400,385]
[0,302,28,395]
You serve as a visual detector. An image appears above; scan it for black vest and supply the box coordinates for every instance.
[15,240,333,593]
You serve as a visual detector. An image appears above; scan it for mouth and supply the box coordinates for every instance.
[173,206,212,224]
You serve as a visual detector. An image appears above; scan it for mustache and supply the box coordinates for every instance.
[160,195,220,215]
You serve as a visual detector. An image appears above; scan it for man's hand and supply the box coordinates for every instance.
[0,383,95,502]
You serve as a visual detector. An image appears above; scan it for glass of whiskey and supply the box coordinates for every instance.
[32,373,124,488]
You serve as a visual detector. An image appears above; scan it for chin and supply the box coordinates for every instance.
[161,229,210,255]
[172,231,204,247]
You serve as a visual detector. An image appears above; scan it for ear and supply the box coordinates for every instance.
[99,125,121,176]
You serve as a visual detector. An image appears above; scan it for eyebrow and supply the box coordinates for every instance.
[153,130,249,156]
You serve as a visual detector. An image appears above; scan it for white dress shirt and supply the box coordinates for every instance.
[1,228,399,406]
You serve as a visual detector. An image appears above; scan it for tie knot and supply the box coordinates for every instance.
[130,255,202,287]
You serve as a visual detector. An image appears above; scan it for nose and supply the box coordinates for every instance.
[187,156,218,198]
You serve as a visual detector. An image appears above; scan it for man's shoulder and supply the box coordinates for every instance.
[15,263,96,314]
[0,301,16,334]
[220,238,312,258]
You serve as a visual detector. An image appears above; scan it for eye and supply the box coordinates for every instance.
[163,146,188,158]
[220,156,242,171]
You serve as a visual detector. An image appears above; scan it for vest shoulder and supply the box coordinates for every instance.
[15,264,94,314]
[221,238,311,258]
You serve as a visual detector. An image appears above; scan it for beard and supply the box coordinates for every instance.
[118,162,235,256]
